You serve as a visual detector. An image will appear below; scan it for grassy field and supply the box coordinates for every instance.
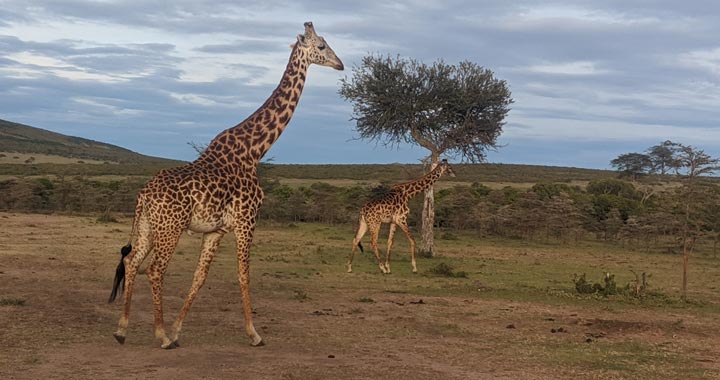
[1,212,718,379]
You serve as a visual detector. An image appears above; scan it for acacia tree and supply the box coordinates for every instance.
[646,140,679,175]
[610,153,652,180]
[339,55,512,256]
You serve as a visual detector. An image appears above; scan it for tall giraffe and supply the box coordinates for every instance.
[108,22,343,349]
[348,159,456,274]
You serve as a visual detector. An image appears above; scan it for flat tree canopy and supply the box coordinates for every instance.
[610,152,652,180]
[339,55,513,162]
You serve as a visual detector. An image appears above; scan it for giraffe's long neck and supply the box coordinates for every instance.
[395,165,445,199]
[198,45,309,167]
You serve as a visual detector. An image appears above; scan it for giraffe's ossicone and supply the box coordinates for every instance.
[108,22,343,349]
[349,159,456,274]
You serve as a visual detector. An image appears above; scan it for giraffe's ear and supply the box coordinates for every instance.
[296,34,307,47]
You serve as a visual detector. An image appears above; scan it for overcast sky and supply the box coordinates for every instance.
[1,1,719,169]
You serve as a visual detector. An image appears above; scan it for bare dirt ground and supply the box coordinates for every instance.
[1,212,719,379]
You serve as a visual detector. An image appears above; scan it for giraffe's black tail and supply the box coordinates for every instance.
[108,244,132,303]
[357,242,364,253]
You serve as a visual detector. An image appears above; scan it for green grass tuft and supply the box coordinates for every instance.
[1,297,26,306]
[424,262,468,278]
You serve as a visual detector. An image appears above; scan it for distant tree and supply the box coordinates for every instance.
[583,179,641,239]
[673,143,719,178]
[646,140,679,175]
[339,55,513,256]
[610,153,652,180]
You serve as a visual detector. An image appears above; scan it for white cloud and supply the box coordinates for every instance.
[7,51,127,82]
[516,61,611,76]
[514,5,661,26]
[72,97,144,116]
[675,47,720,76]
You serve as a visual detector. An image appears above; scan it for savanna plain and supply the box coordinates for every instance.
[1,211,719,380]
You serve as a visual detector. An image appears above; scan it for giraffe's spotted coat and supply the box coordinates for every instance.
[348,160,456,274]
[111,22,343,349]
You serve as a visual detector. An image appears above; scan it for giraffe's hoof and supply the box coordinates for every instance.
[113,333,125,345]
[251,337,265,347]
[161,341,179,350]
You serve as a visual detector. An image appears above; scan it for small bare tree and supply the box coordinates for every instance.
[671,143,720,300]
[187,141,208,156]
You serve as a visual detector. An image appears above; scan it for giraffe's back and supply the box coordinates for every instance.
[362,191,408,224]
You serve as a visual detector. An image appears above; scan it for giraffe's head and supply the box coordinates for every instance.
[438,159,456,178]
[295,22,344,71]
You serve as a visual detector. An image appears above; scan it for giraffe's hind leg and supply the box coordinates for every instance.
[234,217,263,346]
[113,215,153,344]
[384,223,396,274]
[146,228,182,349]
[348,216,368,273]
[369,224,388,274]
[170,230,225,346]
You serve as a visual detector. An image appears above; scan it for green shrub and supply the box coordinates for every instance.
[425,262,468,278]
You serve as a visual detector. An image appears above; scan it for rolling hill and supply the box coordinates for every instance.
[0,118,626,184]
[0,119,182,165]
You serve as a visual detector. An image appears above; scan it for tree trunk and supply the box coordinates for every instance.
[419,154,440,257]
[681,203,690,301]
[682,244,688,301]
[420,185,435,257]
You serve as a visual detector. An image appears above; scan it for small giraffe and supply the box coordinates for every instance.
[348,159,456,274]
[108,22,343,349]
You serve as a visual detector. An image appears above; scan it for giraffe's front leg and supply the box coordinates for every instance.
[397,223,417,273]
[170,230,225,347]
[234,219,264,346]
